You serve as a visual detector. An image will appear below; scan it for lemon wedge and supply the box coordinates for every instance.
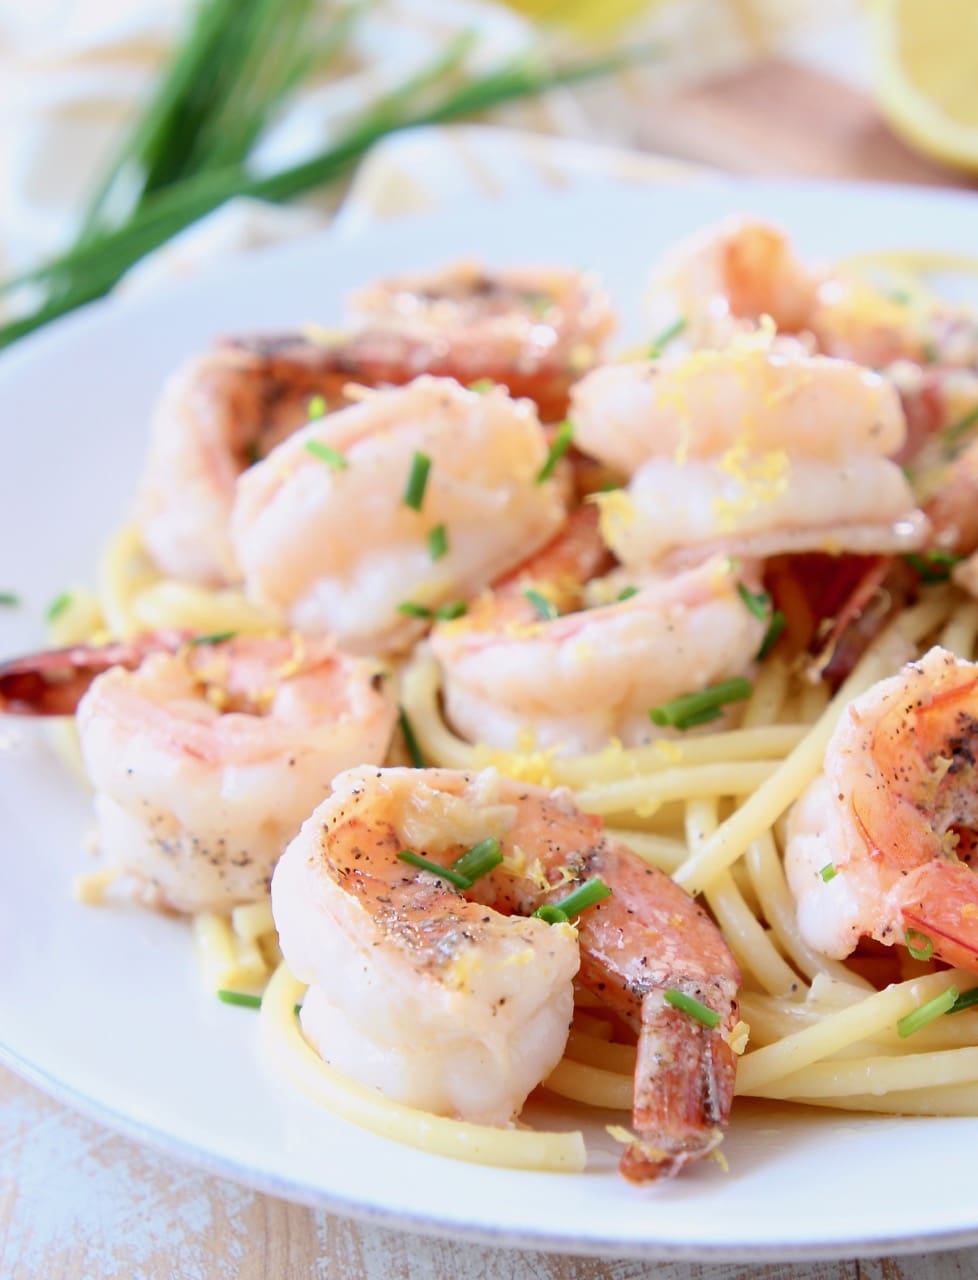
[871,0,978,171]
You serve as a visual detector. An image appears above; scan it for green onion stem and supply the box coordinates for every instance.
[452,837,502,884]
[46,592,73,622]
[897,987,958,1038]
[188,630,237,646]
[524,588,558,621]
[0,592,20,607]
[819,863,837,883]
[663,989,721,1029]
[534,876,611,923]
[904,928,935,962]
[536,420,574,483]
[305,440,348,470]
[428,523,449,562]
[647,316,686,359]
[404,451,432,511]
[757,611,786,662]
[398,706,426,769]
[397,849,471,889]
[949,987,978,1015]
[736,582,771,621]
[649,677,753,731]
[217,988,262,1009]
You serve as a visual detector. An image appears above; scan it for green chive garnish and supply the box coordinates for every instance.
[397,850,472,890]
[46,591,72,622]
[468,378,495,394]
[617,586,639,602]
[663,989,721,1029]
[434,600,467,621]
[0,592,20,607]
[757,610,786,661]
[943,405,978,454]
[189,630,237,646]
[647,317,686,359]
[308,394,327,419]
[904,928,935,962]
[428,523,449,561]
[397,601,433,619]
[452,837,502,884]
[820,863,837,883]
[524,588,558,621]
[536,420,574,484]
[533,876,611,924]
[404,450,431,511]
[398,706,426,769]
[905,549,963,584]
[217,989,262,1009]
[897,987,958,1038]
[305,439,348,470]
[649,677,753,731]
[949,987,978,1015]
[737,583,771,621]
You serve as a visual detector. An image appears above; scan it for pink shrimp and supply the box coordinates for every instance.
[786,646,978,972]
[272,765,741,1181]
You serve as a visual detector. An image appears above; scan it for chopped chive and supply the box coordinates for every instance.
[943,405,978,454]
[536,419,574,484]
[218,988,302,1016]
[524,588,558,621]
[217,988,262,1009]
[404,450,431,511]
[434,600,467,621]
[0,591,20,607]
[649,677,753,731]
[949,987,978,1015]
[397,849,471,889]
[46,591,72,622]
[189,630,237,646]
[428,523,449,562]
[904,549,963,584]
[819,863,837,883]
[305,439,348,470]
[308,394,327,419]
[534,876,611,923]
[398,706,426,769]
[617,586,639,602]
[647,317,686,359]
[897,986,958,1038]
[663,989,720,1029]
[397,601,433,619]
[468,378,495,394]
[904,928,935,962]
[736,582,771,621]
[452,837,502,884]
[757,610,786,661]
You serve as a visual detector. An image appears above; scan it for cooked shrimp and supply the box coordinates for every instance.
[652,216,978,369]
[272,765,741,1181]
[347,260,616,423]
[76,634,396,914]
[785,646,978,973]
[572,347,927,572]
[231,377,568,654]
[430,555,767,753]
[0,630,186,715]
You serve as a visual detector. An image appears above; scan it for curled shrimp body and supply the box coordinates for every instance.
[430,555,767,753]
[572,347,926,572]
[231,377,567,654]
[77,635,396,914]
[785,646,978,972]
[271,766,741,1181]
[346,260,616,422]
[652,216,978,369]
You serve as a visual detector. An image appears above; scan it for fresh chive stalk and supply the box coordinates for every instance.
[0,592,20,607]
[533,877,611,924]
[397,601,433,619]
[46,592,73,622]
[428,523,449,562]
[0,38,656,348]
[949,987,978,1015]
[649,678,753,731]
[904,549,962,584]
[452,837,502,883]
[536,420,574,483]
[435,601,467,621]
[617,586,638,602]
[736,583,771,621]
[398,706,426,769]
[897,987,958,1038]
[663,989,720,1029]
[305,439,348,470]
[819,863,837,883]
[757,611,786,661]
[308,394,328,419]
[397,849,471,889]
[217,988,263,1009]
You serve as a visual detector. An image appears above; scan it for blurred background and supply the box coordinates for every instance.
[0,0,973,337]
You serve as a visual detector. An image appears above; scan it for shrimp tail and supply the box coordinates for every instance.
[622,982,737,1182]
[900,860,978,972]
[0,631,186,715]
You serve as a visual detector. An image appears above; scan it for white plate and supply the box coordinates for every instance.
[3,176,978,1263]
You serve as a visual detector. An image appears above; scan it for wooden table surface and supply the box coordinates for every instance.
[5,54,978,1280]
